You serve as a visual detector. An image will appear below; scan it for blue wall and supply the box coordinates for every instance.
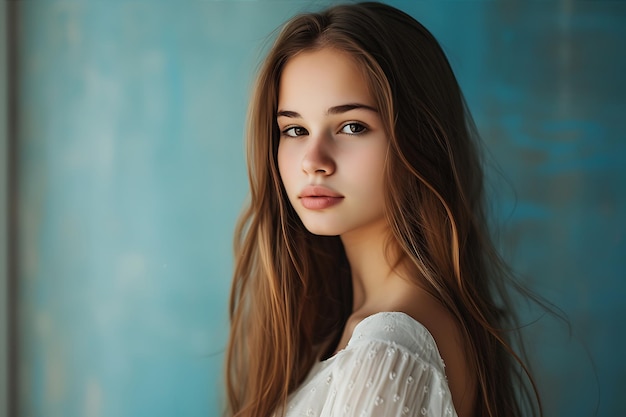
[16,1,625,416]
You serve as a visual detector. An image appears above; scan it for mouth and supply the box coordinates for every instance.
[298,185,343,199]
[298,185,344,210]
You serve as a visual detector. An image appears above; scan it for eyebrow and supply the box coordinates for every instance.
[276,103,378,118]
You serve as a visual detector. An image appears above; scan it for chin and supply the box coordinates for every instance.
[304,227,341,237]
[301,221,342,237]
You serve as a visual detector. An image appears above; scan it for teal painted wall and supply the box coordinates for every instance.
[15,1,625,416]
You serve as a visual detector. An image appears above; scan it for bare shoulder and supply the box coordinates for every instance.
[398,292,476,417]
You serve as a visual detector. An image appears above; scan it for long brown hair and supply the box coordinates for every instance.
[226,2,541,416]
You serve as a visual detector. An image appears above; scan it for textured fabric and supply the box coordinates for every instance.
[282,312,458,417]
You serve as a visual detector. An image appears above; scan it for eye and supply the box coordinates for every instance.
[281,126,309,138]
[339,122,367,135]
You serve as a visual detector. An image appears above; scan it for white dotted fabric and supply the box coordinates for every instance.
[280,312,457,417]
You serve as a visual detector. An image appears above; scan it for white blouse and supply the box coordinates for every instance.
[282,312,458,417]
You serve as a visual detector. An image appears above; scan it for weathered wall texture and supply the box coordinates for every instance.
[15,1,625,416]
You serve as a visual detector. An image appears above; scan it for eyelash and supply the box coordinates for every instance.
[280,122,368,138]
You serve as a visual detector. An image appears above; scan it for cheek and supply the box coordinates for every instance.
[347,147,386,185]
[277,144,296,191]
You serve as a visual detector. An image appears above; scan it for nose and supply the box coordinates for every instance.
[301,135,336,176]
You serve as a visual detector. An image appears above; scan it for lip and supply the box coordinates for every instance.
[298,185,344,210]
[298,185,343,198]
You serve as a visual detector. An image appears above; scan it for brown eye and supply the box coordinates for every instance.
[340,123,367,135]
[282,126,309,137]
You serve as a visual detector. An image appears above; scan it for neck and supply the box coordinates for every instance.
[340,219,403,314]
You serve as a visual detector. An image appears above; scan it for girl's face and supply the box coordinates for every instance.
[277,47,388,240]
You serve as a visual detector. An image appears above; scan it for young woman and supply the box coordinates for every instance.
[226,2,541,416]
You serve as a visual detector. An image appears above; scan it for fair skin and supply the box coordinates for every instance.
[277,47,476,417]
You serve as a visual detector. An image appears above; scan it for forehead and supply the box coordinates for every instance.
[277,47,375,110]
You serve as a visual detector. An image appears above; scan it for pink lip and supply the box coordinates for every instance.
[298,185,344,210]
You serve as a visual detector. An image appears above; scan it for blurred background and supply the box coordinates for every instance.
[1,1,624,416]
